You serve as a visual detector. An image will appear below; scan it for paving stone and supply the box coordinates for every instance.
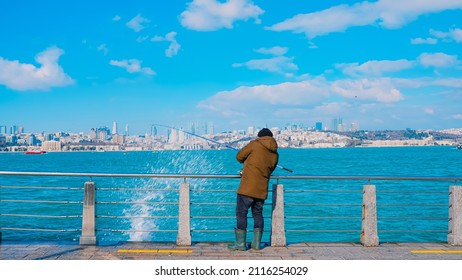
[2,242,462,260]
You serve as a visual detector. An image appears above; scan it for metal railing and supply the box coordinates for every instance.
[1,171,461,246]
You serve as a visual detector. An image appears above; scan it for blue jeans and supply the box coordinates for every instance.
[236,194,264,230]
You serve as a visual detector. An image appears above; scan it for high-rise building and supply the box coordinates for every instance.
[168,129,178,143]
[125,124,129,136]
[178,128,185,143]
[206,122,214,135]
[112,121,118,135]
[350,122,359,132]
[11,125,18,135]
[338,118,344,132]
[331,119,338,131]
[247,126,255,135]
[97,127,110,141]
[26,134,36,145]
[331,118,344,131]
[315,122,323,131]
[90,128,97,139]
[151,125,157,136]
[189,122,199,135]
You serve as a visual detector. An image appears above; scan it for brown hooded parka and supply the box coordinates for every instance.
[236,136,279,200]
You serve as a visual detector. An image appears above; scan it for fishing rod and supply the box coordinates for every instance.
[152,124,293,173]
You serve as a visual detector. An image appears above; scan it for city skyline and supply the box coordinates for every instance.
[0,117,363,136]
[1,1,462,134]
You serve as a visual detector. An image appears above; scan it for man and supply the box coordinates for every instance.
[228,128,279,251]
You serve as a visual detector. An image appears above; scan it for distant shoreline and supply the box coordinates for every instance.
[1,144,458,154]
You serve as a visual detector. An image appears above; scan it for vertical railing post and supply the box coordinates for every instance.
[177,181,191,246]
[360,184,379,246]
[271,183,286,247]
[448,185,462,246]
[80,181,96,245]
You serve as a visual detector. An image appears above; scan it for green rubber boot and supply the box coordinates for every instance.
[227,229,247,251]
[251,228,263,250]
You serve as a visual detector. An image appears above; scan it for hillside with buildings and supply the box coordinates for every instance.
[1,124,461,152]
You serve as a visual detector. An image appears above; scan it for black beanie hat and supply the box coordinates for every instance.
[257,128,273,137]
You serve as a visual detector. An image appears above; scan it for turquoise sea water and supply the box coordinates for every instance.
[0,146,461,244]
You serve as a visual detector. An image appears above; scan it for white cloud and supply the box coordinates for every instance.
[198,76,406,118]
[136,36,150,43]
[254,46,288,56]
[198,79,330,116]
[451,28,462,42]
[233,56,298,76]
[336,59,414,77]
[336,53,459,78]
[411,37,438,45]
[112,15,121,21]
[109,59,156,75]
[312,102,351,116]
[331,78,404,103]
[418,52,459,68]
[375,0,462,29]
[268,3,376,39]
[424,108,435,114]
[97,44,109,55]
[0,46,74,91]
[232,46,298,76]
[268,0,462,38]
[151,32,181,57]
[197,73,462,128]
[126,14,150,32]
[180,0,264,31]
[392,77,462,89]
[417,27,462,44]
[430,27,462,43]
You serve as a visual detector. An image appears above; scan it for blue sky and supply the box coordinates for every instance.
[1,0,462,134]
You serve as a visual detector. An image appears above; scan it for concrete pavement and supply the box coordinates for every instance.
[2,241,462,260]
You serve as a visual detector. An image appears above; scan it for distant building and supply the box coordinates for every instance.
[178,128,185,143]
[247,126,255,135]
[112,121,118,135]
[26,134,37,146]
[168,129,178,143]
[11,125,19,135]
[125,124,129,136]
[206,122,214,135]
[351,122,359,132]
[331,118,344,131]
[189,122,199,135]
[331,119,338,131]
[112,135,125,144]
[90,128,97,139]
[151,125,157,136]
[315,122,323,131]
[42,140,62,151]
[97,127,110,141]
[43,133,54,141]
